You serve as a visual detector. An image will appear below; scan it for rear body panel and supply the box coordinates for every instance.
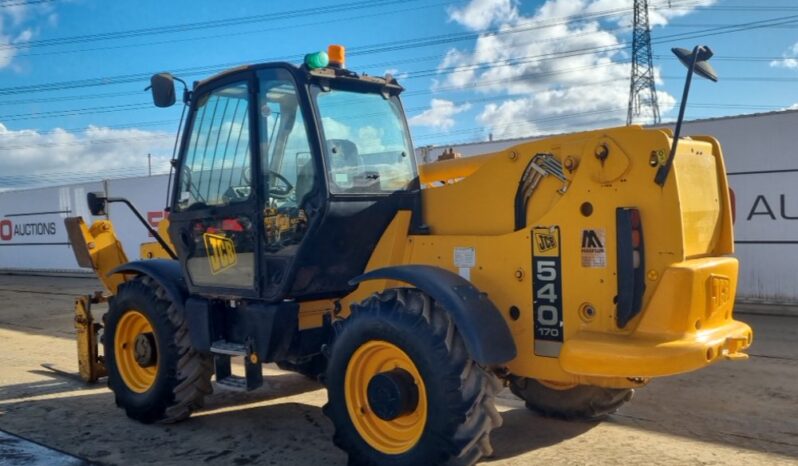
[340,125,750,387]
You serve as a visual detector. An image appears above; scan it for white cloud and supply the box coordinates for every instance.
[448,0,518,31]
[584,0,716,28]
[0,124,174,187]
[14,28,32,43]
[5,5,28,26]
[320,116,352,140]
[772,58,798,69]
[357,126,387,153]
[0,2,59,70]
[409,99,472,130]
[433,0,713,138]
[770,42,798,69]
[384,68,409,80]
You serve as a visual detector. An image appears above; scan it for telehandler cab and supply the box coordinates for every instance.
[66,44,752,465]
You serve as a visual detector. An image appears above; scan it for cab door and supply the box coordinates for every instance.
[168,73,262,297]
[256,67,322,301]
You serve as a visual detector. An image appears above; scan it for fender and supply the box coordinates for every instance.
[350,265,517,366]
[109,259,188,315]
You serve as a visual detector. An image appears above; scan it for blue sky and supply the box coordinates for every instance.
[1,0,798,187]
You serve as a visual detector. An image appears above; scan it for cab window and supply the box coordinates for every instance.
[259,69,316,207]
[258,68,316,252]
[314,89,415,194]
[177,82,251,211]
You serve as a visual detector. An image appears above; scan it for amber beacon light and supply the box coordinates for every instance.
[328,44,346,68]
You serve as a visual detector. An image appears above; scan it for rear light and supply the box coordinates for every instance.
[616,208,646,327]
[630,209,641,229]
[631,230,641,248]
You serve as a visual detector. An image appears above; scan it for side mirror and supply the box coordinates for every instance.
[87,192,108,216]
[672,46,718,82]
[149,72,176,108]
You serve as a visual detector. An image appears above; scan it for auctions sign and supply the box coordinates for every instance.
[0,218,58,241]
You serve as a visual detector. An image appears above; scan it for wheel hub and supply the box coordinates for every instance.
[344,340,428,454]
[134,332,157,367]
[367,368,419,421]
[115,310,159,393]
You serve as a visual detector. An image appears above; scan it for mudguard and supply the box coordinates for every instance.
[109,259,188,314]
[350,265,517,366]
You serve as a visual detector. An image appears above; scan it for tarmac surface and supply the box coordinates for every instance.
[0,274,796,465]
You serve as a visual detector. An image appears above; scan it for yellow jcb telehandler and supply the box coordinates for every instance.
[66,44,751,465]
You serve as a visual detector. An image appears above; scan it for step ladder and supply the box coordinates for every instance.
[210,340,263,391]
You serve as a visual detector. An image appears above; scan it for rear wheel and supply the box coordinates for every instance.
[105,276,213,423]
[324,289,502,466]
[509,376,633,420]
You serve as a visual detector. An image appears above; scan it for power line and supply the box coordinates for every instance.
[1,119,175,137]
[0,0,427,51]
[8,0,686,56]
[0,102,151,121]
[3,8,794,115]
[0,133,171,151]
[0,0,57,7]
[0,4,795,143]
[0,0,693,97]
[13,1,462,59]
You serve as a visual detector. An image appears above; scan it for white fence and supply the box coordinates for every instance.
[2,111,797,302]
[0,174,169,273]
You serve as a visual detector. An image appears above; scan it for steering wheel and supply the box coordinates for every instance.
[267,170,294,200]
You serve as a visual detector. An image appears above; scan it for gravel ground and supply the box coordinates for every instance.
[0,274,796,465]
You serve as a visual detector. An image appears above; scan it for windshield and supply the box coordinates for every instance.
[313,88,416,194]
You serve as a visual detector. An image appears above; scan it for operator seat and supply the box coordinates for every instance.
[327,139,361,170]
[327,139,362,191]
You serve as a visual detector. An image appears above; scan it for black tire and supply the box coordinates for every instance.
[276,354,326,382]
[324,288,502,466]
[105,276,213,424]
[509,376,633,420]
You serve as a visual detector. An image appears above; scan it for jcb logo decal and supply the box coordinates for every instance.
[534,231,557,253]
[203,233,237,274]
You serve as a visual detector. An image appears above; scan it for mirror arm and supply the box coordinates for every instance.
[106,197,178,260]
[655,45,699,187]
[173,76,191,104]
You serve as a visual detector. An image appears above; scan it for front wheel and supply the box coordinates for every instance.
[509,376,633,420]
[105,276,213,423]
[324,289,502,466]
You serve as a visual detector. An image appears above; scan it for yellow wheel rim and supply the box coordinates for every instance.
[344,340,427,454]
[114,310,158,393]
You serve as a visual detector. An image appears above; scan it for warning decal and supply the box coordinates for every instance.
[454,246,476,281]
[581,228,606,268]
